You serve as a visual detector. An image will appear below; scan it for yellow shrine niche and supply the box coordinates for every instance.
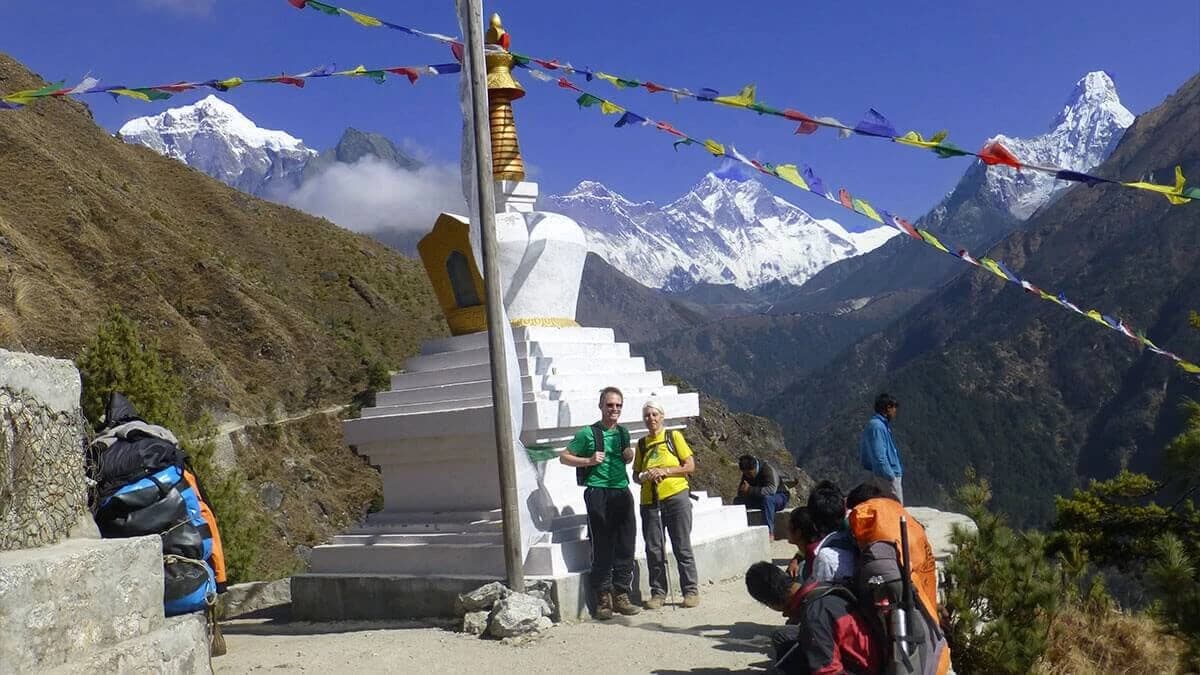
[417,213,487,336]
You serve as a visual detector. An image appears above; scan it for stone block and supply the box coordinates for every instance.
[461,610,489,635]
[214,579,291,620]
[0,349,81,415]
[487,592,549,638]
[455,581,509,614]
[0,536,165,672]
[44,614,211,675]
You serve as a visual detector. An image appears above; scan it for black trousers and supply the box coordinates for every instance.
[584,486,637,595]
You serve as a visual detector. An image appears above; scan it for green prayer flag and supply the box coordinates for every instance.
[932,142,970,159]
[748,102,782,116]
[673,138,696,151]
[576,93,602,108]
[307,0,340,15]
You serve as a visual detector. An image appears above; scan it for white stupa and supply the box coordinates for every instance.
[290,15,767,621]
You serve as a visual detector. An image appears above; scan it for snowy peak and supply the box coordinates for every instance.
[119,95,316,197]
[983,70,1133,219]
[545,174,897,291]
[1050,71,1133,131]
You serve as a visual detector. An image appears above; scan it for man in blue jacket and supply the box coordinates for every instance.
[859,393,904,503]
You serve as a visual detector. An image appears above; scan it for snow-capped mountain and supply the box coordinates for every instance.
[119,95,317,198]
[545,174,897,291]
[984,71,1133,218]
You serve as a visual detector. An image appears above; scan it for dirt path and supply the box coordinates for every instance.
[215,542,798,674]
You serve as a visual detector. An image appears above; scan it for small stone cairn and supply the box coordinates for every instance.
[455,580,557,640]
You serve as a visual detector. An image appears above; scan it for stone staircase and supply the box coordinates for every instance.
[0,535,210,674]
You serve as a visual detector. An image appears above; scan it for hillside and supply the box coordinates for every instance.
[764,74,1200,525]
[0,53,446,423]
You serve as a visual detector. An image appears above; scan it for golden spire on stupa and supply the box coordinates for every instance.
[484,13,525,181]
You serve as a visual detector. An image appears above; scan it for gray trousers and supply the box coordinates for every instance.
[641,490,698,596]
[864,471,903,504]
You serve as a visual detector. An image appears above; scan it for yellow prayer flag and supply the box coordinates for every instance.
[853,199,884,223]
[1123,165,1191,205]
[775,164,809,192]
[599,100,623,115]
[341,9,383,27]
[1180,360,1200,374]
[895,129,948,149]
[596,73,621,88]
[714,84,755,108]
[702,139,725,157]
[1038,290,1061,305]
[215,77,244,90]
[108,88,152,102]
[917,229,949,253]
[978,258,1009,281]
[1085,310,1108,325]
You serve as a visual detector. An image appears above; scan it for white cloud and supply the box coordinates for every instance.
[284,157,467,234]
[138,0,215,16]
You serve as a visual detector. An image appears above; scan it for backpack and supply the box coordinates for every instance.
[848,499,949,675]
[88,393,223,616]
[634,430,683,472]
[576,422,630,486]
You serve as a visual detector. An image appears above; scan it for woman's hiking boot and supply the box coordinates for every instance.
[595,592,614,620]
[613,593,641,616]
[644,595,665,610]
[682,593,700,609]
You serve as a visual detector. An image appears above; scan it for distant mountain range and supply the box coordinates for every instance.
[544,175,896,291]
[119,97,898,291]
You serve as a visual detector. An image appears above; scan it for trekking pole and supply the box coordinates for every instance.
[898,516,916,669]
[651,479,675,609]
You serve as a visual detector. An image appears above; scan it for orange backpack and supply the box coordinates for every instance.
[849,498,949,675]
[183,467,228,591]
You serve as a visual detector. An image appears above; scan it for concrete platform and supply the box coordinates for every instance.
[291,525,770,622]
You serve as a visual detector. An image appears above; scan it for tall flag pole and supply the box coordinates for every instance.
[459,0,525,590]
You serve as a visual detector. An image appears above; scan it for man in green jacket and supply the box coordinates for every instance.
[559,386,641,619]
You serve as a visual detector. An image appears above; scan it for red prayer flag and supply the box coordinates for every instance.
[644,81,666,93]
[557,78,581,92]
[978,141,1022,168]
[784,109,819,134]
[386,67,421,84]
[534,59,560,70]
[655,121,686,138]
[154,81,198,93]
[287,0,307,8]
[838,188,854,210]
[450,42,465,63]
[269,76,306,88]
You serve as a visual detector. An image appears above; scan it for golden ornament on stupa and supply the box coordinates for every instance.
[485,13,525,181]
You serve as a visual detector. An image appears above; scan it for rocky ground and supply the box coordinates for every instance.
[214,540,799,674]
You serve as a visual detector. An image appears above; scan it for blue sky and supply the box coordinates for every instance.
[2,0,1197,230]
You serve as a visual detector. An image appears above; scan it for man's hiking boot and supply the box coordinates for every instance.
[613,593,641,616]
[682,593,700,609]
[595,592,614,620]
[644,594,665,610]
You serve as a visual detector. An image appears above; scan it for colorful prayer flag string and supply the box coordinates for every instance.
[0,62,462,110]
[541,79,1200,377]
[280,0,1197,206]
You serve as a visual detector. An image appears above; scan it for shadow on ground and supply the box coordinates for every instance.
[220,617,459,636]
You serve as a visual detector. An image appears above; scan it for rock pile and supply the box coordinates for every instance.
[455,581,556,639]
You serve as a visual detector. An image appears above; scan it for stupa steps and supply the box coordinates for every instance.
[418,327,619,356]
[377,379,681,406]
[405,343,633,372]
[387,362,664,392]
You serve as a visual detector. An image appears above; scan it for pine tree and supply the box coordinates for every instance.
[943,470,1062,675]
[77,308,265,582]
[1148,533,1200,671]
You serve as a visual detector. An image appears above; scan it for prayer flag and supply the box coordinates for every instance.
[614,111,646,127]
[644,81,667,93]
[917,229,950,253]
[576,93,602,108]
[854,108,897,138]
[979,141,1022,168]
[853,198,884,223]
[341,9,382,27]
[702,139,726,157]
[775,164,809,191]
[838,189,854,210]
[802,167,827,197]
[715,84,755,108]
[599,100,623,115]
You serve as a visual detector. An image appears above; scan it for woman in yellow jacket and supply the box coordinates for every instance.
[632,399,699,609]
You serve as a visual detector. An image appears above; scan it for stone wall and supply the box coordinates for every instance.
[0,349,92,551]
